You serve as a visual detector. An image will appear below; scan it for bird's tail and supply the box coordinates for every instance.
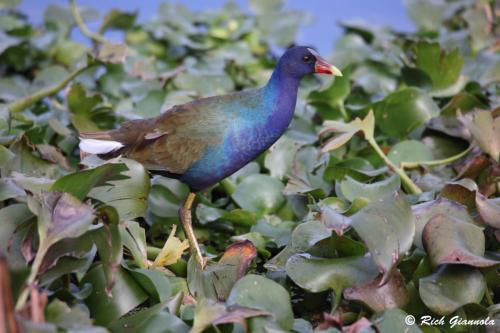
[79,131,125,156]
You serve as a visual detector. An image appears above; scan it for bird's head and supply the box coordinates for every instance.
[278,46,342,79]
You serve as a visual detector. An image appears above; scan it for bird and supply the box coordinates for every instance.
[79,46,342,268]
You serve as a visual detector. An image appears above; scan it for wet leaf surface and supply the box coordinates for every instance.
[419,265,486,315]
[227,274,294,332]
[232,174,285,215]
[351,191,414,282]
[81,264,148,325]
[373,88,440,138]
[286,253,379,308]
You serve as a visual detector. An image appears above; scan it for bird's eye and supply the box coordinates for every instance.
[302,55,311,62]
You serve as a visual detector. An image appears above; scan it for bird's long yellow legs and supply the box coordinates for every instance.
[179,192,205,268]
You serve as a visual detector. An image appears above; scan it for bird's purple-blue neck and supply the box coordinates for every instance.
[263,61,301,131]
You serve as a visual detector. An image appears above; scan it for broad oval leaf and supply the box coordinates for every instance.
[373,308,424,333]
[232,174,285,215]
[227,274,294,332]
[373,87,440,138]
[265,220,332,271]
[351,191,414,283]
[419,265,486,316]
[81,264,148,325]
[338,174,401,202]
[387,140,433,166]
[286,253,379,307]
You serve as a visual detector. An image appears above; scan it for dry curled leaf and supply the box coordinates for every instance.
[153,224,189,267]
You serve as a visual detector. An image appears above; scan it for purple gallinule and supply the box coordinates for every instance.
[79,46,342,267]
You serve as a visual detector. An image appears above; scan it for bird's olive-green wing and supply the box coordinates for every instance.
[117,96,230,174]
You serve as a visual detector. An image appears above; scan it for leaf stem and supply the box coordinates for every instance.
[485,285,494,306]
[7,65,89,114]
[147,246,162,260]
[14,246,46,310]
[366,137,422,194]
[220,178,236,195]
[70,0,109,44]
[401,145,473,169]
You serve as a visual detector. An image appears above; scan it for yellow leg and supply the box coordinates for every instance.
[179,192,205,268]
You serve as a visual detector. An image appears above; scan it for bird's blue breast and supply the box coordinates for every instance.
[179,83,296,190]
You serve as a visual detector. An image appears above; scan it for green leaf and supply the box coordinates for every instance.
[54,40,87,67]
[51,163,128,200]
[120,221,148,268]
[414,42,464,90]
[286,254,379,307]
[227,274,294,332]
[134,90,167,118]
[232,174,285,215]
[96,43,129,64]
[45,299,94,331]
[338,174,401,202]
[308,67,351,111]
[373,87,440,138]
[127,267,172,302]
[89,159,150,220]
[419,265,486,316]
[91,219,123,296]
[321,111,375,153]
[401,67,432,89]
[147,176,189,223]
[107,301,186,333]
[388,140,433,166]
[373,308,423,333]
[136,312,189,333]
[191,298,270,333]
[28,65,69,94]
[264,136,300,179]
[81,264,148,325]
[403,0,446,31]
[67,83,103,132]
[4,137,58,178]
[100,9,137,32]
[265,220,332,271]
[351,191,414,282]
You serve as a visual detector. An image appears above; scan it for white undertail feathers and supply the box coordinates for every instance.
[79,138,124,154]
